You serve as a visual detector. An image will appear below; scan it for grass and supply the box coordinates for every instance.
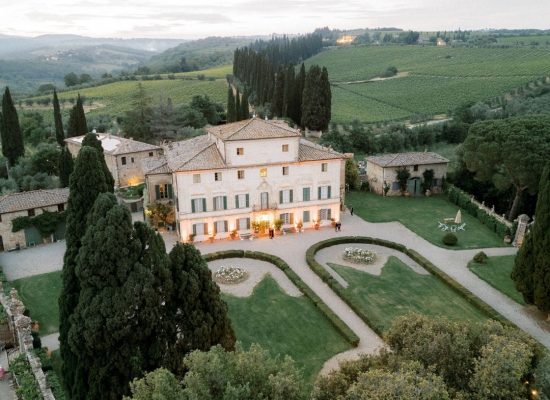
[346,191,506,249]
[468,255,525,305]
[330,256,488,333]
[223,276,350,386]
[173,64,233,78]
[306,45,550,122]
[12,271,61,336]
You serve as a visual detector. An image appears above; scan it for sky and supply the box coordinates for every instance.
[1,0,549,39]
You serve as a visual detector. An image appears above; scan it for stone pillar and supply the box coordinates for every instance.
[513,214,530,247]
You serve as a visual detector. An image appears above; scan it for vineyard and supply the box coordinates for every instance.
[305,45,550,123]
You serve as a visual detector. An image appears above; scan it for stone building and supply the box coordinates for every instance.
[143,117,346,242]
[366,152,448,196]
[0,188,69,251]
[65,133,162,188]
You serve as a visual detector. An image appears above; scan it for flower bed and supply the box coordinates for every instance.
[214,266,249,284]
[343,247,377,264]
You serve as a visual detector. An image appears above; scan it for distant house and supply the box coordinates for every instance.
[336,35,357,45]
[436,37,447,46]
[65,134,162,188]
[366,152,449,196]
[0,188,69,251]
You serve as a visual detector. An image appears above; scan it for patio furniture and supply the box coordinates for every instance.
[443,217,455,224]
[457,223,466,231]
[450,225,457,232]
[239,232,252,240]
[438,222,449,231]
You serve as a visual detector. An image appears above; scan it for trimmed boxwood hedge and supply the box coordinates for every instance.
[305,236,510,336]
[203,250,360,347]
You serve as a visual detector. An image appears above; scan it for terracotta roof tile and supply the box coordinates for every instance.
[206,117,301,141]
[366,152,449,168]
[65,134,160,155]
[0,188,69,214]
[164,135,226,172]
[299,139,345,161]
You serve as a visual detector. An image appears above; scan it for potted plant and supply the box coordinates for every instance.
[188,233,196,243]
[251,221,260,234]
[313,219,320,230]
[274,218,283,232]
[330,217,336,227]
[230,229,238,240]
[297,220,303,233]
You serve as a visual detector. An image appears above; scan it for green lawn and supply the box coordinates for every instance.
[468,255,525,305]
[223,276,350,386]
[347,191,506,249]
[12,271,61,336]
[330,257,488,333]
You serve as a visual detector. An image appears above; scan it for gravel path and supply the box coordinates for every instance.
[207,258,301,297]
[0,241,65,280]
[41,332,59,351]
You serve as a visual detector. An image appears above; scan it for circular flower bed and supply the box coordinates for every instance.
[342,247,377,264]
[214,266,249,284]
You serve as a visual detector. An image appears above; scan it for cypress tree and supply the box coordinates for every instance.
[69,194,172,398]
[58,146,111,397]
[282,65,295,118]
[164,243,235,376]
[241,90,249,120]
[227,87,236,123]
[319,66,332,131]
[272,67,285,117]
[67,94,88,137]
[81,132,115,190]
[58,147,74,188]
[511,230,536,304]
[53,89,65,146]
[301,65,323,131]
[292,63,306,126]
[1,87,25,166]
[235,89,241,121]
[533,163,550,315]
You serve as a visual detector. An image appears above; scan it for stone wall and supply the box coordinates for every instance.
[0,283,55,399]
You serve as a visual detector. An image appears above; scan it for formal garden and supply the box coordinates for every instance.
[346,191,507,249]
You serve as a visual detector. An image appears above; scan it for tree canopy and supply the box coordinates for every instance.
[66,94,88,138]
[1,87,25,166]
[53,89,65,146]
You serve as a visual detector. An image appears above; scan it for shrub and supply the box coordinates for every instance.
[10,354,42,400]
[473,251,488,263]
[442,233,458,246]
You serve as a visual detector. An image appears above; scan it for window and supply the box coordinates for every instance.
[149,152,154,157]
[191,198,206,213]
[131,157,135,164]
[237,217,250,231]
[282,166,289,176]
[235,194,249,209]
[260,192,269,209]
[237,147,244,155]
[282,144,289,152]
[392,182,400,191]
[215,172,222,181]
[214,220,228,234]
[303,210,310,223]
[193,174,201,183]
[279,189,293,204]
[155,184,173,200]
[121,156,127,165]
[237,170,245,179]
[303,187,311,202]
[192,223,208,236]
[279,213,294,225]
[413,165,419,172]
[319,208,332,221]
[260,168,267,177]
[321,163,328,172]
[318,186,331,200]
[57,204,65,212]
[28,209,35,217]
[213,196,227,211]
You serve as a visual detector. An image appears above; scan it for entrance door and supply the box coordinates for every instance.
[407,178,422,196]
[260,192,269,209]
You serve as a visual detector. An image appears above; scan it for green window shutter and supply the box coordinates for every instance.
[279,190,283,204]
[290,213,294,224]
[328,209,332,220]
[191,199,196,213]
[213,198,217,211]
[155,185,160,200]
[246,218,250,229]
[224,221,228,232]
[202,198,207,212]
[303,210,310,222]
[289,190,293,203]
[167,184,173,199]
[328,186,331,198]
[213,222,217,235]
[235,195,239,209]
[223,196,227,210]
[318,187,321,200]
[192,224,197,235]
[245,194,249,207]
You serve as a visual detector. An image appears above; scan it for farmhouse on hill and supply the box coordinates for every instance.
[65,133,162,188]
[366,151,449,196]
[143,117,346,242]
[0,188,69,251]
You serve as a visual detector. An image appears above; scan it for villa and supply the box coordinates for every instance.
[143,117,346,242]
[65,133,162,188]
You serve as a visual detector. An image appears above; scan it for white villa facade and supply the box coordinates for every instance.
[144,118,346,242]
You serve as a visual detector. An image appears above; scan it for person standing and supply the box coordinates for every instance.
[350,206,354,216]
[269,227,274,239]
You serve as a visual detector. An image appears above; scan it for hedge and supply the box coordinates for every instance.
[305,236,510,336]
[10,354,42,400]
[203,250,360,347]
[446,184,513,238]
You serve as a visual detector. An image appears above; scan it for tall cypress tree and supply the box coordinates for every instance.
[59,146,111,397]
[292,63,306,126]
[1,87,25,166]
[533,163,550,316]
[319,66,332,131]
[272,67,285,117]
[67,94,88,137]
[282,65,295,118]
[164,243,235,376]
[81,132,115,190]
[227,87,236,123]
[58,147,74,188]
[511,230,536,304]
[235,89,241,121]
[241,90,249,120]
[53,89,65,146]
[301,65,323,131]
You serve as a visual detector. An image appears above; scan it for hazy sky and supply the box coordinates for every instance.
[1,0,549,39]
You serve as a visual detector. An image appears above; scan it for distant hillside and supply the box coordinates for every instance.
[145,36,259,73]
